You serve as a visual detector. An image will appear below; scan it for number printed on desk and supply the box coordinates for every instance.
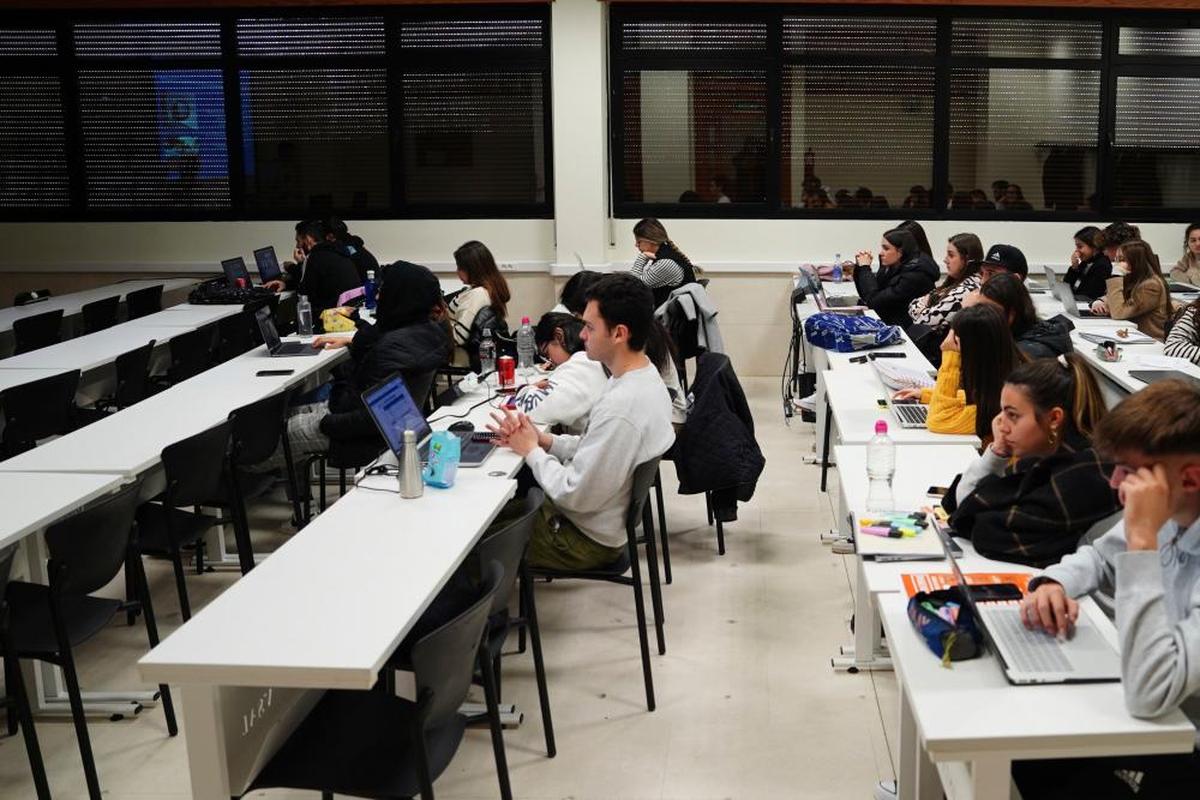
[241,688,274,737]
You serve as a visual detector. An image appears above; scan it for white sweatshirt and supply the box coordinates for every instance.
[526,361,675,548]
[513,350,608,435]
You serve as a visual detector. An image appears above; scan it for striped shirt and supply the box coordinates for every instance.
[631,253,685,289]
[1164,305,1200,365]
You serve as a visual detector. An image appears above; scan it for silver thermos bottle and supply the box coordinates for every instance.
[399,429,424,499]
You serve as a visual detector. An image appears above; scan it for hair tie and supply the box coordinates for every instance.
[1057,354,1070,369]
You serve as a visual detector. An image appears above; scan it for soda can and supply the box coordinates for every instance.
[235,277,247,289]
[498,355,515,389]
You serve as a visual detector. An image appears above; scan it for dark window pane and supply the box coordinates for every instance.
[782,65,933,210]
[621,20,767,52]
[400,17,545,50]
[1118,27,1200,57]
[237,17,386,57]
[952,19,1101,59]
[1113,76,1200,209]
[621,70,767,204]
[783,16,935,55]
[240,68,388,212]
[0,28,57,57]
[949,68,1099,212]
[75,22,221,58]
[78,69,229,208]
[0,75,69,207]
[402,71,545,205]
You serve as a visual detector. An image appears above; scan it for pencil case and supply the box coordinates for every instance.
[906,587,982,666]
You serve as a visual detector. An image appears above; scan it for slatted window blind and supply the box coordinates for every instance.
[952,19,1102,59]
[1113,76,1200,209]
[75,22,221,58]
[1119,27,1200,57]
[0,75,69,208]
[620,20,767,52]
[0,28,56,57]
[236,16,386,57]
[782,16,935,55]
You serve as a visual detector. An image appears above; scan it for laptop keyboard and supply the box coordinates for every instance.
[893,403,928,427]
[979,603,1074,674]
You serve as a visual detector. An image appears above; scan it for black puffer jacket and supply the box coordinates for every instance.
[345,235,380,284]
[289,241,362,324]
[853,253,939,327]
[1017,315,1074,359]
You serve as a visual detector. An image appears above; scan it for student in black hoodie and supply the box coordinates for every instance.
[325,217,380,284]
[1064,225,1112,300]
[850,227,939,326]
[264,219,362,325]
[975,272,1074,358]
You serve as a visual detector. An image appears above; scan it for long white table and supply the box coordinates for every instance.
[0,367,69,394]
[0,278,196,335]
[1069,328,1200,405]
[146,303,248,328]
[0,471,128,552]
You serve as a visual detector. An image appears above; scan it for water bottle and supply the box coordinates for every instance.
[478,327,497,376]
[866,419,896,512]
[296,295,313,337]
[363,270,377,311]
[832,253,843,283]
[516,316,535,376]
[399,430,423,499]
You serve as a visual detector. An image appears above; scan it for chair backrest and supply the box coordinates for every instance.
[12,309,64,354]
[0,369,80,455]
[625,458,661,531]
[216,310,256,362]
[161,419,234,508]
[227,389,290,466]
[273,293,298,337]
[125,284,163,320]
[168,326,213,382]
[411,560,503,725]
[0,544,17,604]
[45,480,141,597]
[474,488,541,617]
[81,295,120,334]
[404,368,438,411]
[112,340,156,409]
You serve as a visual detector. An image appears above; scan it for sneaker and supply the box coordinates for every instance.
[873,780,897,800]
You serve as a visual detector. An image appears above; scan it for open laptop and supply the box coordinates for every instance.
[361,375,496,468]
[254,307,320,357]
[887,396,928,429]
[1168,281,1200,294]
[253,246,284,284]
[1130,369,1200,390]
[1045,266,1107,319]
[221,257,252,286]
[816,282,866,313]
[932,519,1121,685]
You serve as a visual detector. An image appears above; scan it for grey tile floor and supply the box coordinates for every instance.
[0,378,898,799]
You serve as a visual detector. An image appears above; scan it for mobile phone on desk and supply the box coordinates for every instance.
[968,583,1024,602]
[256,369,295,377]
[869,352,906,359]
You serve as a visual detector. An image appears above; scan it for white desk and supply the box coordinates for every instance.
[0,367,69,394]
[879,592,1196,800]
[131,303,243,328]
[0,278,196,335]
[1069,329,1200,405]
[0,471,127,552]
[0,318,168,374]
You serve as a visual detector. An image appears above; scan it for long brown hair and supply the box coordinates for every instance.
[1006,353,1107,445]
[453,240,510,318]
[952,305,1024,440]
[930,232,984,302]
[1117,239,1169,305]
[633,217,696,269]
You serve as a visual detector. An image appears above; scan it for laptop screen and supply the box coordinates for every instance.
[255,307,282,352]
[254,246,283,283]
[362,375,431,458]
[221,257,251,285]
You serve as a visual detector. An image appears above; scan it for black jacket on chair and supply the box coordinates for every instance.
[853,253,939,327]
[674,352,764,522]
[1016,315,1074,359]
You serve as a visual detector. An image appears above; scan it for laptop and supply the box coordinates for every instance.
[361,375,496,468]
[888,397,929,429]
[253,246,284,284]
[1046,266,1106,319]
[221,257,252,286]
[816,282,866,313]
[1168,281,1199,294]
[254,307,320,357]
[932,519,1121,685]
[1129,369,1200,390]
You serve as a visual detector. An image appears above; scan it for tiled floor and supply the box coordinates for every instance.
[0,377,899,799]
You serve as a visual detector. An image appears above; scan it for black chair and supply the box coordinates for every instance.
[162,326,213,385]
[124,284,162,320]
[243,562,508,800]
[0,369,80,459]
[81,295,120,334]
[530,458,665,711]
[76,340,157,425]
[136,420,235,620]
[0,546,51,800]
[273,292,298,337]
[215,308,257,362]
[6,481,177,800]
[12,309,63,355]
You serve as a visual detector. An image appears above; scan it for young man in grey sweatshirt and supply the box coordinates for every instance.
[489,273,675,571]
[1012,380,1200,798]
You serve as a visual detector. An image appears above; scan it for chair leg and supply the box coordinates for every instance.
[625,534,656,712]
[227,467,256,575]
[194,536,207,575]
[715,516,726,556]
[318,456,328,512]
[705,491,714,525]
[170,549,192,622]
[516,586,527,654]
[4,655,18,735]
[492,652,503,701]
[654,471,671,584]
[479,649,513,800]
[338,468,346,498]
[642,504,666,655]
[132,550,178,736]
[520,569,555,757]
[6,643,51,800]
[280,425,305,527]
[59,646,103,799]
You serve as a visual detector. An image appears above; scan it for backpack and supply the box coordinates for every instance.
[804,312,902,353]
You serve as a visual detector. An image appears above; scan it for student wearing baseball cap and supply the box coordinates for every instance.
[979,243,1029,283]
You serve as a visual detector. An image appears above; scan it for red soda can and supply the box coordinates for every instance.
[235,277,247,289]
[497,355,515,390]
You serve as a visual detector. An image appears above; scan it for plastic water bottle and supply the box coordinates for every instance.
[866,420,896,512]
[516,316,535,376]
[296,295,313,337]
[363,270,377,311]
[478,327,497,375]
[832,253,843,283]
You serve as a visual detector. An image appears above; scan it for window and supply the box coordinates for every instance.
[611,7,1200,220]
[0,7,552,220]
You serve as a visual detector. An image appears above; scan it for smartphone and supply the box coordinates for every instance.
[256,369,295,377]
[968,583,1024,602]
[927,485,949,497]
[869,352,907,359]
[850,355,869,364]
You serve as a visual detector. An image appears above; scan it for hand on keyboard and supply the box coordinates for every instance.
[1019,582,1079,638]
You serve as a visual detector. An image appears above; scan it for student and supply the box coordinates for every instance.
[943,353,1120,568]
[487,274,675,571]
[1063,225,1113,300]
[1013,380,1200,799]
[512,312,609,435]
[893,305,1020,438]
[1091,239,1172,340]
[1098,221,1141,262]
[553,270,604,316]
[447,240,512,369]
[631,218,699,308]
[1171,222,1200,286]
[850,227,938,327]
[324,217,379,284]
[264,219,362,326]
[977,243,1029,283]
[1164,299,1200,365]
[907,233,985,336]
[897,219,934,259]
[975,272,1073,358]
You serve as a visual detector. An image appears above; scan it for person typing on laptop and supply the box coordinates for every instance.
[487,274,675,571]
[1013,380,1200,798]
[262,219,362,328]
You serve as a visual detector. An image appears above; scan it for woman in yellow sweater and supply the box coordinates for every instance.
[894,304,1022,439]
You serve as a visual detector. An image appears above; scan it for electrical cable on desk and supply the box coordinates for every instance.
[427,392,501,423]
[355,463,401,494]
